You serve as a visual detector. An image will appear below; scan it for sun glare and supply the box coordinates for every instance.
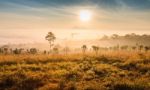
[79,10,92,22]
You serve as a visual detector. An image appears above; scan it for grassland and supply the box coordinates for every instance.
[0,51,150,90]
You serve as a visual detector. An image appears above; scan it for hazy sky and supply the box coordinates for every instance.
[0,0,150,44]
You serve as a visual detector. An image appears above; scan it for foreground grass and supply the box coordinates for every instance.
[0,51,150,90]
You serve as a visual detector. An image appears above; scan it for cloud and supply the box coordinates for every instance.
[0,0,149,21]
[121,0,150,10]
[0,0,150,31]
[0,0,150,11]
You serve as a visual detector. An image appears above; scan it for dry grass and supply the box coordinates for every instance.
[0,51,150,90]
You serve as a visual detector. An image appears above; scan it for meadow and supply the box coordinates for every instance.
[0,51,150,90]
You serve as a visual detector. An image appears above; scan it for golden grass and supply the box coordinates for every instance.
[0,51,150,90]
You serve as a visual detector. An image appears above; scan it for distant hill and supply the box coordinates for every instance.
[98,33,150,47]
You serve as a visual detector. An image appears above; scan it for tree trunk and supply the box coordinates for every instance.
[49,42,52,54]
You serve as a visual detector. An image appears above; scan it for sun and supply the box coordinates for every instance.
[79,10,92,22]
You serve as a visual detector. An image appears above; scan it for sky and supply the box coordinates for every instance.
[0,0,150,44]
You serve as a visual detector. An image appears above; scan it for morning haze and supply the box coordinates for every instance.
[0,0,150,45]
[0,0,150,90]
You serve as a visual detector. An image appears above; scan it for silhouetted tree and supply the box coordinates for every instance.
[13,48,20,54]
[10,48,13,54]
[30,48,37,54]
[13,48,24,54]
[0,48,3,54]
[43,50,47,54]
[139,45,144,51]
[132,46,136,51]
[4,48,8,55]
[120,45,128,51]
[81,45,87,54]
[53,47,59,54]
[45,32,56,53]
[113,45,119,51]
[144,46,149,52]
[27,49,30,54]
[63,47,70,55]
[92,45,99,55]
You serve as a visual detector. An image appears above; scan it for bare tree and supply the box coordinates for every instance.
[45,32,56,53]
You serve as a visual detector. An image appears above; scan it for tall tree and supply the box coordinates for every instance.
[45,32,56,53]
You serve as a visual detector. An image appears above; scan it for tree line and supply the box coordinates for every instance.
[100,33,150,40]
[0,32,149,55]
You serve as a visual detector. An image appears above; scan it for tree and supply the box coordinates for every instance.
[132,46,136,51]
[30,48,37,54]
[111,34,119,39]
[139,45,144,51]
[43,50,47,54]
[92,45,99,55]
[101,35,109,40]
[120,45,128,51]
[0,48,3,54]
[13,48,24,54]
[4,48,8,55]
[81,45,87,54]
[144,46,149,52]
[63,46,70,55]
[53,44,61,54]
[45,32,56,53]
[53,47,59,54]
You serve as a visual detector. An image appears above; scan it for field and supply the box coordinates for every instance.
[0,51,150,90]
